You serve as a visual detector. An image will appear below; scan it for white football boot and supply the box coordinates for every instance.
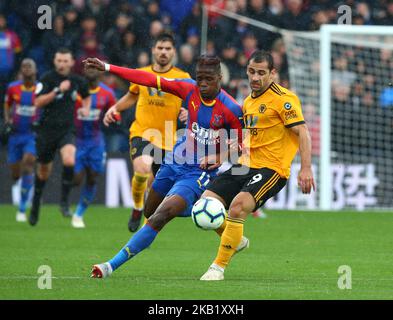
[235,236,250,254]
[91,262,113,278]
[200,263,225,281]
[16,211,27,222]
[71,214,86,228]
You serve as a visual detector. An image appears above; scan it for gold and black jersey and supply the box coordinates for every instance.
[238,82,305,178]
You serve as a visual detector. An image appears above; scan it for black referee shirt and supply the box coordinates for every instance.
[35,70,89,132]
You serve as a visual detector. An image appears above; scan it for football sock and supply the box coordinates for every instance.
[61,166,74,204]
[214,217,244,269]
[19,173,33,213]
[131,172,150,210]
[108,223,158,271]
[75,184,97,217]
[214,219,227,237]
[32,177,46,211]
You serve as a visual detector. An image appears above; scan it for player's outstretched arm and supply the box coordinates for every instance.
[83,58,190,99]
[289,124,316,194]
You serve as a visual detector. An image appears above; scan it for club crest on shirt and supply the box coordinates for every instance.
[259,104,266,113]
[284,102,292,110]
[212,114,223,127]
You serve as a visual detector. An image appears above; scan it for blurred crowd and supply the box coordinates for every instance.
[0,0,392,153]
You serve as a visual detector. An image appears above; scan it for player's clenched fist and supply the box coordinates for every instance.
[59,80,71,92]
[103,105,120,127]
[83,58,106,71]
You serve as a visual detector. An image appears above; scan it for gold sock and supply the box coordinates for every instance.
[131,172,150,210]
[214,217,244,269]
[215,219,227,237]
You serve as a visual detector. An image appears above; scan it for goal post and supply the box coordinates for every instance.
[319,25,393,210]
[201,5,393,211]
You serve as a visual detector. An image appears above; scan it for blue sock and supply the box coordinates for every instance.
[75,184,97,217]
[109,224,158,271]
[19,174,33,213]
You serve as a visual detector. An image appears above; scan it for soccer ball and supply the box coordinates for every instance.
[191,197,226,230]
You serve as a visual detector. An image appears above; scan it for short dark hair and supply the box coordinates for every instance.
[248,50,274,71]
[55,47,74,57]
[153,32,176,47]
[196,54,221,73]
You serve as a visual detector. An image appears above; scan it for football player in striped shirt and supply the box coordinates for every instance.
[3,58,38,222]
[71,67,116,228]
[83,55,249,278]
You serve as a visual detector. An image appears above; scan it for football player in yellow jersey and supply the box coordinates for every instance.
[200,50,316,281]
[103,33,190,232]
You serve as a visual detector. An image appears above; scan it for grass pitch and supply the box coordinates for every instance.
[0,205,392,300]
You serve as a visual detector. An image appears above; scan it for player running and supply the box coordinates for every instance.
[3,58,38,222]
[199,50,316,281]
[83,55,247,279]
[104,33,190,232]
[29,48,91,226]
[71,67,117,228]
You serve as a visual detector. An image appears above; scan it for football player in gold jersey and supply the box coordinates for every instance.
[200,50,315,281]
[103,33,190,232]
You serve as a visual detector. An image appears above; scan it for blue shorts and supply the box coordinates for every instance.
[75,142,106,174]
[7,133,36,164]
[152,163,216,217]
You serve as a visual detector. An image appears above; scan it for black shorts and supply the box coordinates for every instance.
[36,129,75,164]
[207,164,287,211]
[130,137,166,176]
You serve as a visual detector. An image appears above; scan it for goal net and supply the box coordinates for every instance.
[283,25,393,211]
[203,6,393,211]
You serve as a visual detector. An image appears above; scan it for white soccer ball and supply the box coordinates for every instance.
[191,197,226,230]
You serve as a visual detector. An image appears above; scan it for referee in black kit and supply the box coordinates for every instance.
[29,47,91,226]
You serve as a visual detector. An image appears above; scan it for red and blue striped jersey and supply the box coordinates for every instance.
[0,30,22,73]
[167,79,244,166]
[4,80,38,134]
[74,82,116,144]
[108,65,244,167]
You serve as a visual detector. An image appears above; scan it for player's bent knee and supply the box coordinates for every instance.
[228,193,255,220]
[133,156,153,174]
[149,206,177,231]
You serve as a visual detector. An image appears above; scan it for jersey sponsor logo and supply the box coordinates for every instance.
[147,98,165,106]
[15,105,36,117]
[77,109,101,121]
[285,110,298,120]
[190,122,220,145]
[259,104,266,113]
[0,37,11,48]
[284,102,292,110]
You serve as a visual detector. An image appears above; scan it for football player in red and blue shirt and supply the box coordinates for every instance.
[84,55,244,278]
[3,59,38,222]
[71,67,116,228]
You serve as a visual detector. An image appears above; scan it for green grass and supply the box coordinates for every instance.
[0,205,393,300]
